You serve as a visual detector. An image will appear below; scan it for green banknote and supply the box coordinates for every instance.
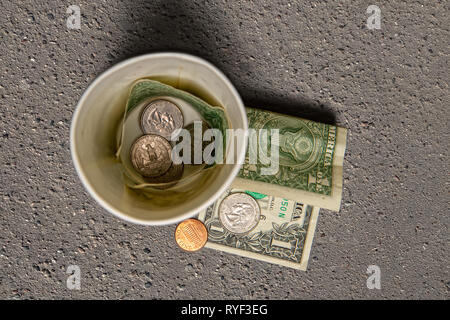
[197,188,320,271]
[233,107,347,211]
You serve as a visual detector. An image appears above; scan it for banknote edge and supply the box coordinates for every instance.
[232,178,338,211]
[330,126,348,211]
[298,207,320,269]
[198,207,320,271]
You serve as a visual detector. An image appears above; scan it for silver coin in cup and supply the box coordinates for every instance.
[218,193,261,235]
[130,134,173,178]
[140,99,184,140]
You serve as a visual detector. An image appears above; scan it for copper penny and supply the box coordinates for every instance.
[175,219,208,252]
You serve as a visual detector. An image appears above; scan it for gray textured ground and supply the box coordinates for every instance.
[0,0,448,300]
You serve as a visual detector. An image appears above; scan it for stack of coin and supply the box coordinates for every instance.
[130,99,184,185]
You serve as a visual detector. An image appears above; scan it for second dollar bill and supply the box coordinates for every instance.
[198,188,320,271]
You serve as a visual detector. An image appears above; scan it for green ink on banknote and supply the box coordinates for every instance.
[239,108,337,196]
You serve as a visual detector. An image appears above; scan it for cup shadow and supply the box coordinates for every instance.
[243,89,336,125]
[116,0,336,125]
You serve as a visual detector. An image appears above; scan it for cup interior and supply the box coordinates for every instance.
[71,53,247,225]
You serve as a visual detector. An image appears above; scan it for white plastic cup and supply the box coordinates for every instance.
[70,53,247,225]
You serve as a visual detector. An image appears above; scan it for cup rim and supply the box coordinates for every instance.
[70,52,248,225]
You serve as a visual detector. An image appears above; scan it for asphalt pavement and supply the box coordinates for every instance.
[0,0,448,299]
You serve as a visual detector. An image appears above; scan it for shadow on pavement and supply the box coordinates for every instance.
[116,0,336,125]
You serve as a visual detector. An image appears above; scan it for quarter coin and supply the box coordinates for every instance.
[218,193,261,235]
[130,134,172,178]
[140,99,184,140]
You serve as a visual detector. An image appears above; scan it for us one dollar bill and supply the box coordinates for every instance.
[198,188,320,271]
[233,107,347,211]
